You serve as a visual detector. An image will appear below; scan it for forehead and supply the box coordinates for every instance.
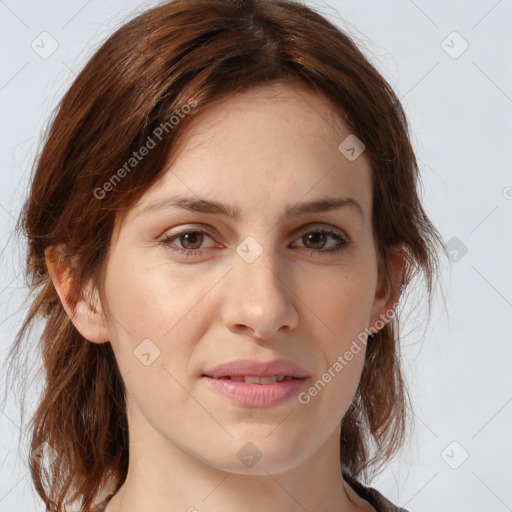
[173,82,351,161]
[118,82,373,235]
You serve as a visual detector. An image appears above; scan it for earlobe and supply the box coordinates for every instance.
[368,246,406,335]
[44,245,110,344]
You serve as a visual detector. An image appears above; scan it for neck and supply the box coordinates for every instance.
[104,401,365,512]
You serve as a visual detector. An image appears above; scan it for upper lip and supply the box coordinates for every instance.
[202,358,309,378]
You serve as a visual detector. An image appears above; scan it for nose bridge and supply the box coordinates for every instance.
[221,233,299,338]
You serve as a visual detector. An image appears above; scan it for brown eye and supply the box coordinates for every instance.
[292,229,349,256]
[161,227,216,257]
[301,232,328,250]
[178,231,205,250]
[161,226,350,259]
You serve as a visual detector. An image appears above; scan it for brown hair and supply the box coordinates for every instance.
[3,0,446,510]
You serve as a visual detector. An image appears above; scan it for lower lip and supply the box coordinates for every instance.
[202,376,308,407]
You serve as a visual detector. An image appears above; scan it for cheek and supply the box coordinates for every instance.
[294,265,373,401]
[102,254,215,375]
[298,263,376,341]
[102,261,214,425]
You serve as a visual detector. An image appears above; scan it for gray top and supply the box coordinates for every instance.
[89,476,409,512]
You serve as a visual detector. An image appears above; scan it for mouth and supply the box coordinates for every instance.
[202,375,304,384]
[202,357,309,382]
[201,373,309,407]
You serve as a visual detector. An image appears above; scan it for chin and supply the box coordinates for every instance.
[202,439,311,476]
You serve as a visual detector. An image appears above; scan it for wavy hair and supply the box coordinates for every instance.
[2,0,446,510]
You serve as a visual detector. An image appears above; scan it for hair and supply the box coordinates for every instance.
[2,0,447,510]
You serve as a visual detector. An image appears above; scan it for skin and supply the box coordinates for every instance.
[46,82,404,512]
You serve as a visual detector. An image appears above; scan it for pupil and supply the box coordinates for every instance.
[182,232,202,249]
[305,232,325,249]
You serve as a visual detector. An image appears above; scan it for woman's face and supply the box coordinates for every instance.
[78,82,399,475]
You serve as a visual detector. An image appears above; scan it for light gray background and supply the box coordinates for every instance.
[1,1,511,511]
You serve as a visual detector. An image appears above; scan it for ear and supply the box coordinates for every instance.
[368,246,405,335]
[45,244,110,344]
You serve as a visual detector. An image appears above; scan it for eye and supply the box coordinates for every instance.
[292,229,350,256]
[160,225,351,258]
[160,227,217,257]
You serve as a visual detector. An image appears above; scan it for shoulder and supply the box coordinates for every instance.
[88,478,408,512]
[343,472,410,512]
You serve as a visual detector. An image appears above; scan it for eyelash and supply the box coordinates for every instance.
[160,226,351,258]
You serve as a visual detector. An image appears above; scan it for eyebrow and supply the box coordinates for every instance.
[136,194,365,221]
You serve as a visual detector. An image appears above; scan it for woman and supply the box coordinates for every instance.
[5,0,445,510]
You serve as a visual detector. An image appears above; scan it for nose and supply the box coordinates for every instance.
[221,247,299,340]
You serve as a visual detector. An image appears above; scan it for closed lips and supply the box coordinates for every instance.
[202,358,310,380]
[206,375,301,383]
